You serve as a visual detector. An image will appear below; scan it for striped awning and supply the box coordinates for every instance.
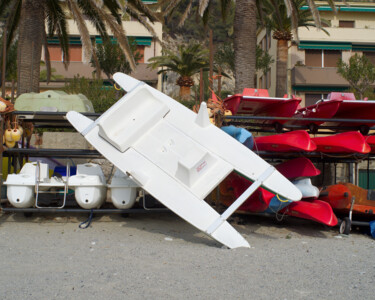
[298,41,352,50]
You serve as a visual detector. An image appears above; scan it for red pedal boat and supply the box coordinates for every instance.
[365,135,375,153]
[223,88,301,125]
[311,131,370,153]
[254,130,316,152]
[219,172,275,213]
[320,182,375,216]
[289,99,342,129]
[280,200,338,226]
[275,157,321,179]
[322,92,375,133]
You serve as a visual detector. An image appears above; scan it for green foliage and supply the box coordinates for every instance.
[337,54,375,99]
[39,61,64,81]
[63,75,123,113]
[214,42,274,74]
[149,43,209,78]
[0,39,17,81]
[162,0,235,44]
[91,37,142,80]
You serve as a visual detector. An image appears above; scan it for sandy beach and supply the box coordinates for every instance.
[0,211,374,299]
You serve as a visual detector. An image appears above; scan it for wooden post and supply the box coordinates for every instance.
[2,27,7,98]
[209,29,213,91]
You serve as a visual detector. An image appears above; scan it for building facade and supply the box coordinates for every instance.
[41,0,162,90]
[257,1,375,106]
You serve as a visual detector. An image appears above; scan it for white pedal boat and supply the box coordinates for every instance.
[66,73,302,249]
[69,163,107,209]
[108,168,139,209]
[4,162,49,208]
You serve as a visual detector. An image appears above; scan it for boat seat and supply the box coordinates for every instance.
[98,88,170,152]
[242,88,269,97]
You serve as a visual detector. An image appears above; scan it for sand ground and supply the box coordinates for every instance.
[0,211,374,299]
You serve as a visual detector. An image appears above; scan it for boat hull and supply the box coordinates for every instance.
[254,130,316,152]
[320,183,375,216]
[275,157,320,179]
[280,200,338,226]
[312,131,370,153]
[290,100,342,126]
[223,90,301,125]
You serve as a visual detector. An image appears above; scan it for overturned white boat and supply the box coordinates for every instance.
[69,163,107,209]
[66,73,302,249]
[108,168,139,209]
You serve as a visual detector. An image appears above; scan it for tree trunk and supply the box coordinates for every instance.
[17,0,45,95]
[275,39,288,98]
[233,0,257,94]
[179,85,191,101]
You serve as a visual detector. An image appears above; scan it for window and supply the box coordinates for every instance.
[339,20,355,28]
[324,50,341,67]
[305,50,322,67]
[136,45,145,63]
[305,49,341,67]
[68,45,82,62]
[305,93,329,107]
[363,52,375,65]
[48,45,62,61]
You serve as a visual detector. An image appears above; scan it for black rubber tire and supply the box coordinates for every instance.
[339,217,351,235]
[274,122,283,133]
[308,123,318,134]
[359,125,370,135]
[23,212,33,218]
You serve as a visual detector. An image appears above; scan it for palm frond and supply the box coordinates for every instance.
[67,0,95,67]
[198,0,210,17]
[42,29,51,83]
[92,5,136,70]
[178,0,192,27]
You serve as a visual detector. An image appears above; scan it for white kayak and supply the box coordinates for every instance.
[66,72,302,249]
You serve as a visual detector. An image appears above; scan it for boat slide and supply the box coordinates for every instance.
[67,73,302,249]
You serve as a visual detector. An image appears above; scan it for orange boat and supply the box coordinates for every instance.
[320,182,375,216]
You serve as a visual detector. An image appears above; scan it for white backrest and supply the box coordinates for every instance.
[98,87,169,152]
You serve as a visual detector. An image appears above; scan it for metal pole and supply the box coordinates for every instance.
[199,68,204,104]
[2,26,7,98]
[209,29,213,91]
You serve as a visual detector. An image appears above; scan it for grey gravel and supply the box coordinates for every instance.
[0,212,374,299]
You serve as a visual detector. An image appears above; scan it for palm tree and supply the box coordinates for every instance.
[0,0,160,95]
[161,0,334,94]
[149,43,209,100]
[260,0,329,97]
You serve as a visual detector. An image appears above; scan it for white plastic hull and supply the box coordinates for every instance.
[7,185,35,208]
[74,185,106,209]
[109,186,137,209]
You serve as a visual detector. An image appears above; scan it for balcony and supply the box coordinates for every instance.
[291,66,349,87]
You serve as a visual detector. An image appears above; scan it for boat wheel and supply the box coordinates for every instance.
[274,122,283,133]
[359,125,370,135]
[339,217,351,235]
[308,123,318,134]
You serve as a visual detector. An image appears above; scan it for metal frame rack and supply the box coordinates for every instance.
[1,111,375,234]
[0,111,167,215]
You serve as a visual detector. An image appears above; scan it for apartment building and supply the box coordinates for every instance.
[41,0,162,90]
[257,1,375,106]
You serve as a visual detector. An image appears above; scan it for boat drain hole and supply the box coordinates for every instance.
[85,199,89,203]
[16,198,20,202]
[122,201,126,204]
